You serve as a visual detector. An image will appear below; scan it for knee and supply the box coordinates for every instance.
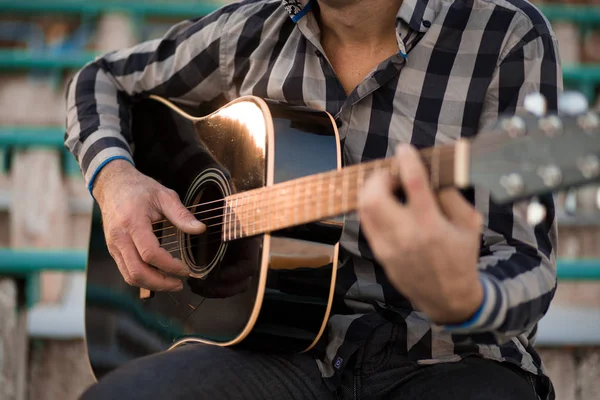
[79,344,232,400]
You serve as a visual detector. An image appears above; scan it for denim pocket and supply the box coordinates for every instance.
[360,322,399,375]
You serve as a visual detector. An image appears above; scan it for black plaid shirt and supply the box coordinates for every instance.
[66,0,561,397]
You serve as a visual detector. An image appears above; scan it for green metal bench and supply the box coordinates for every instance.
[0,0,221,18]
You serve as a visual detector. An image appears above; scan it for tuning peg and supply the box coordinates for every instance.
[527,197,547,226]
[559,91,589,116]
[564,189,578,216]
[524,93,547,117]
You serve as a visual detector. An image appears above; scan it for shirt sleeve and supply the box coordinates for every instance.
[65,7,235,193]
[438,33,563,344]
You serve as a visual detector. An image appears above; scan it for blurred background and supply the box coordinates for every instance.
[0,0,598,399]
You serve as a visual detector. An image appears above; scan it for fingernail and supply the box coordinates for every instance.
[190,219,204,228]
[180,268,190,277]
[174,282,184,291]
[175,259,191,276]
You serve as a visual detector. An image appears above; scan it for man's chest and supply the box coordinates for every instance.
[223,37,493,165]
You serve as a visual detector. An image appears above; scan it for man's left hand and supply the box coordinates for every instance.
[358,143,484,325]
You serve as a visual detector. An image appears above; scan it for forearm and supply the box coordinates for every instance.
[64,11,230,194]
[65,62,136,192]
[437,200,558,344]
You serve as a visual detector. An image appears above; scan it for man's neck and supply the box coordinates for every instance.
[316,0,403,50]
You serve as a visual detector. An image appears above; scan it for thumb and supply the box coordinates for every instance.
[158,190,206,234]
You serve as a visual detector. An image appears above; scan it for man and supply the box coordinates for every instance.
[65,0,560,398]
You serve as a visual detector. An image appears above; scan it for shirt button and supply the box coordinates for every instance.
[422,20,431,28]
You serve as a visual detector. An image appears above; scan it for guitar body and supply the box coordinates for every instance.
[84,96,342,379]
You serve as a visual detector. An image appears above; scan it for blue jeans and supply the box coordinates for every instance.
[81,323,546,399]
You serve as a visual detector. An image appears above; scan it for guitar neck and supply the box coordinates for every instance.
[222,140,470,241]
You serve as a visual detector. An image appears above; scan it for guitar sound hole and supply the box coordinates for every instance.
[183,180,228,278]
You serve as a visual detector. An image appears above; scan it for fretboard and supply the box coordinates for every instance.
[221,141,469,241]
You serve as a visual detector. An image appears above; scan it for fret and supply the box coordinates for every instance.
[233,197,238,239]
[325,173,331,217]
[253,192,257,236]
[266,190,271,233]
[319,174,324,221]
[287,186,292,228]
[261,191,266,233]
[281,187,285,229]
[230,198,233,241]
[259,191,265,234]
[240,195,245,238]
[336,175,342,215]
[264,190,269,233]
[277,186,284,230]
[305,179,310,224]
[288,186,292,227]
[236,196,241,239]
[240,195,246,238]
[240,196,244,238]
[245,195,249,237]
[265,189,270,232]
[268,189,279,232]
[293,182,298,226]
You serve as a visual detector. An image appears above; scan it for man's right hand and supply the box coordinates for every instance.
[93,159,206,292]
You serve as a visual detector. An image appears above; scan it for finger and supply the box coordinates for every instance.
[119,236,183,291]
[158,190,206,235]
[437,189,483,230]
[109,246,132,284]
[358,170,409,240]
[129,218,190,277]
[394,143,440,217]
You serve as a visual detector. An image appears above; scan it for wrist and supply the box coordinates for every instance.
[91,158,135,204]
[430,277,485,325]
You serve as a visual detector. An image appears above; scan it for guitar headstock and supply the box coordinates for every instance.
[469,92,600,205]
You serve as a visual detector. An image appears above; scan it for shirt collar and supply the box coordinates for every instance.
[281,0,443,32]
[397,0,443,32]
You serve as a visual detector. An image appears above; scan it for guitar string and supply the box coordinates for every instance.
[150,152,457,237]
[150,144,457,228]
[182,296,207,324]
[151,158,451,234]
[156,170,457,255]
[151,165,457,243]
[153,165,457,243]
[180,262,234,322]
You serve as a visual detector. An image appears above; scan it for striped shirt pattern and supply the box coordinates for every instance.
[65,0,561,397]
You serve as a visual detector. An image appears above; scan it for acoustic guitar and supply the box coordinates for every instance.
[84,94,600,379]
